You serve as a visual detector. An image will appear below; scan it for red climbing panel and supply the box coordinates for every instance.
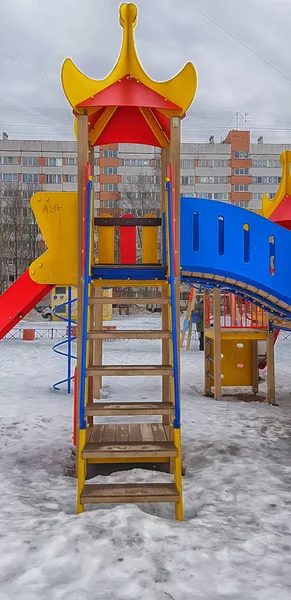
[120,214,136,264]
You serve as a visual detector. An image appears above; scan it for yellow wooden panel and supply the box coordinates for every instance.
[221,339,253,386]
[29,192,78,285]
[97,214,114,264]
[208,338,253,386]
[102,288,113,321]
[142,213,158,264]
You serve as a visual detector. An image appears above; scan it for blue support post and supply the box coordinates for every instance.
[166,180,180,430]
[67,286,72,394]
[79,178,92,430]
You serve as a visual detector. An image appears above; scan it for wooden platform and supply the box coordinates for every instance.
[81,483,179,504]
[205,327,268,341]
[84,423,174,463]
[87,423,170,443]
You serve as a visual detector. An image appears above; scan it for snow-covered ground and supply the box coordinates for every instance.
[1,314,291,600]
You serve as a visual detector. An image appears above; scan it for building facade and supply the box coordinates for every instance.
[0,131,288,211]
[0,131,289,288]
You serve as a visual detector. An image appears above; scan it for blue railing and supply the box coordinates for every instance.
[180,198,291,308]
[166,179,180,430]
[79,177,92,430]
[52,285,77,392]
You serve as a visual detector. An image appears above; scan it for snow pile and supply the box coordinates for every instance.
[0,314,291,599]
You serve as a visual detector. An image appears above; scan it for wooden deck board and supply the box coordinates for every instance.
[152,423,167,442]
[87,424,169,444]
[87,365,173,377]
[115,425,129,443]
[128,424,142,442]
[83,440,177,459]
[84,401,174,417]
[87,330,172,340]
[81,483,179,503]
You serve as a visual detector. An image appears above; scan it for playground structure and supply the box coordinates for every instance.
[181,289,280,402]
[51,286,112,321]
[179,150,291,403]
[0,3,291,519]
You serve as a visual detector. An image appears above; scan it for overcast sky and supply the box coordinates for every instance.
[0,0,291,144]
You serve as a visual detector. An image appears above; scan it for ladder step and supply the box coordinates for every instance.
[81,483,179,504]
[88,297,170,305]
[85,401,174,416]
[82,440,177,459]
[87,330,172,340]
[86,365,173,376]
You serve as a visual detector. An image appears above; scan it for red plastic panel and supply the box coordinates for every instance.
[0,270,52,339]
[97,106,162,147]
[120,214,136,265]
[79,77,181,111]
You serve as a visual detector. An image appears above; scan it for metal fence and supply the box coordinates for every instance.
[4,328,69,340]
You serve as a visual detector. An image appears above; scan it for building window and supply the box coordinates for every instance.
[181,176,194,185]
[0,173,18,181]
[0,156,19,165]
[22,156,38,166]
[124,175,152,184]
[252,159,281,168]
[234,152,249,158]
[103,167,118,174]
[234,201,248,207]
[252,176,281,184]
[234,184,248,192]
[46,174,62,184]
[64,174,77,183]
[102,200,118,208]
[253,192,276,200]
[181,159,194,169]
[55,286,66,294]
[46,157,62,167]
[103,183,118,191]
[103,149,118,158]
[122,158,151,167]
[198,176,228,184]
[200,192,228,201]
[64,157,77,165]
[197,159,229,167]
[213,193,228,201]
[234,168,249,175]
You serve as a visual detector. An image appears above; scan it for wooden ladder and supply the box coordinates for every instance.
[76,293,183,518]
[76,175,183,519]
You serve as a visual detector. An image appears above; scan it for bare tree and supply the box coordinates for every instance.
[117,154,162,302]
[0,181,42,292]
[119,155,162,263]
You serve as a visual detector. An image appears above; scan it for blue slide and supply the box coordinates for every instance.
[180,198,291,320]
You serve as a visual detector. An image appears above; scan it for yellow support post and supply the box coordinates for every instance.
[76,429,86,513]
[173,428,183,521]
[213,288,222,400]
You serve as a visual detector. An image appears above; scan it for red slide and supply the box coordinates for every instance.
[0,269,52,340]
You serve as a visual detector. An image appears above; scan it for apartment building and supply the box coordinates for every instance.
[0,131,288,289]
[0,130,288,212]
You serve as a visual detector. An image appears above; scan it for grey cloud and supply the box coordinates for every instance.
[0,0,290,143]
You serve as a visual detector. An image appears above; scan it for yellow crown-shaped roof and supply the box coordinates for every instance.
[61,2,197,118]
